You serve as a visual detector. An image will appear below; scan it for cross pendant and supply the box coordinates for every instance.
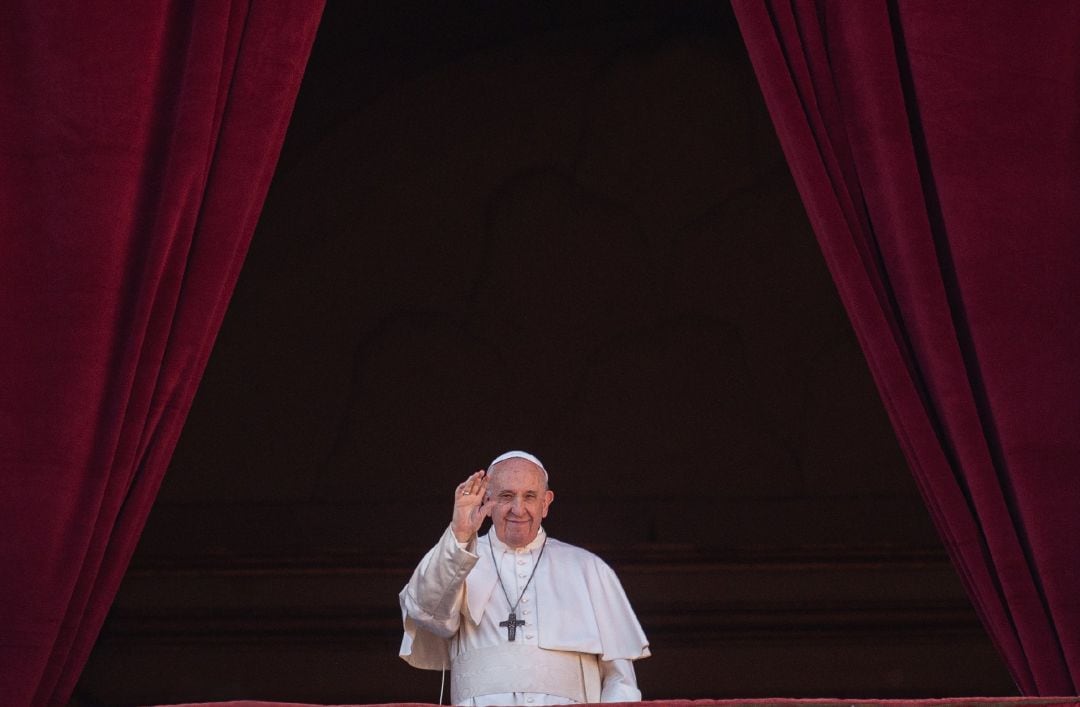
[499,611,526,641]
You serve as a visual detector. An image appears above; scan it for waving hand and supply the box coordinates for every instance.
[451,470,491,543]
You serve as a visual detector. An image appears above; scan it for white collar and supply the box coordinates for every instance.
[486,526,547,554]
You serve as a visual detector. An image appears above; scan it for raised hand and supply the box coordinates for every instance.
[451,470,491,543]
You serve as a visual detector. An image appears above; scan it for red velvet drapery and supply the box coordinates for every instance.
[731,0,1080,696]
[0,2,324,704]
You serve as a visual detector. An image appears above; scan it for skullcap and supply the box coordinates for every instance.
[487,450,547,477]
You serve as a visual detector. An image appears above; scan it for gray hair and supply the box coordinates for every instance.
[487,450,549,487]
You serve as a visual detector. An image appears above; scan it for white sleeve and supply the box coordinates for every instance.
[398,525,479,668]
[599,657,641,702]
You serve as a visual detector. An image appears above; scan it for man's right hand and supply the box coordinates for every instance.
[451,470,491,543]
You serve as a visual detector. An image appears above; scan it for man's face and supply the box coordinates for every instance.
[487,458,554,549]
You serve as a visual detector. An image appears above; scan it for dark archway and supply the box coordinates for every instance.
[74,3,1012,704]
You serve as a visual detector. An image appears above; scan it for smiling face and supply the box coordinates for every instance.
[486,457,554,549]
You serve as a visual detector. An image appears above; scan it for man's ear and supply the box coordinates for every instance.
[541,489,554,517]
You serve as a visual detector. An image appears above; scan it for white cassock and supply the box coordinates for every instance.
[400,525,650,705]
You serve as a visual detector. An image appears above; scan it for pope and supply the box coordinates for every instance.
[399,450,651,705]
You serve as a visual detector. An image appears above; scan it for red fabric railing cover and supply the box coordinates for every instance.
[0,2,324,704]
[730,0,1080,696]
[151,700,1080,707]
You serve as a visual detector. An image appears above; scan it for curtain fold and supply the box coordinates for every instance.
[730,0,1080,696]
[0,2,324,704]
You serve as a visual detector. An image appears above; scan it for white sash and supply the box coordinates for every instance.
[450,643,600,704]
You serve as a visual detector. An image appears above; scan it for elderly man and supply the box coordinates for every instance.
[399,451,650,705]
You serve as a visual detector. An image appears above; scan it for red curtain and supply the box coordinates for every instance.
[730,0,1080,696]
[0,2,324,704]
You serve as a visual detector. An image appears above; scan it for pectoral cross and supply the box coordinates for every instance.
[499,611,526,641]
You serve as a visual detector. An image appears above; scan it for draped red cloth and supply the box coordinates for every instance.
[153,702,1080,707]
[0,2,324,704]
[730,0,1080,696]
[151,702,1080,707]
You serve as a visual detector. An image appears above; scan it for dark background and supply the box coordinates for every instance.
[74,3,1014,704]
